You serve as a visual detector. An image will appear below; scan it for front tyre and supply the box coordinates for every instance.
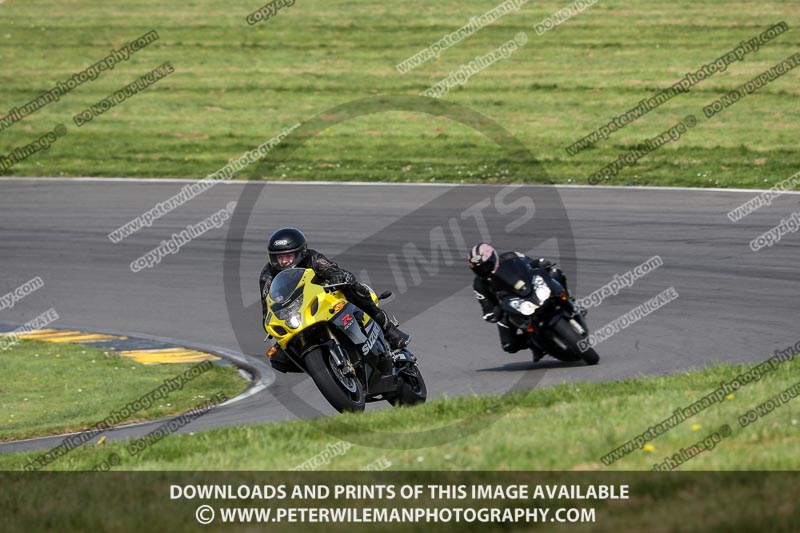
[389,365,427,407]
[551,318,600,366]
[305,347,366,413]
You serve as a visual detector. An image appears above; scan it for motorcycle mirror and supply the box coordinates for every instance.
[378,290,392,300]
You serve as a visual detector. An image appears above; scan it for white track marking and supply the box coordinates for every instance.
[1,176,798,195]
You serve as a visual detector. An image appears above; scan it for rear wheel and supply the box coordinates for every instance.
[388,365,427,407]
[551,318,600,366]
[305,347,366,413]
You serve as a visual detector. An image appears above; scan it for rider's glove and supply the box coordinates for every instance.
[483,306,501,323]
[330,271,356,286]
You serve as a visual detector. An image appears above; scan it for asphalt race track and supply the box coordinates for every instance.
[1,178,798,452]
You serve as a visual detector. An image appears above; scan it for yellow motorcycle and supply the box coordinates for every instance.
[264,268,427,413]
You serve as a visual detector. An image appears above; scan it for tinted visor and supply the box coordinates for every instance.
[471,260,495,278]
[268,244,304,269]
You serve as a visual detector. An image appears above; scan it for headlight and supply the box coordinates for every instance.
[519,301,537,315]
[509,298,538,315]
[274,297,304,322]
[534,275,551,302]
[286,314,302,329]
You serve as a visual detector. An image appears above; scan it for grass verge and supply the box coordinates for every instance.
[0,339,248,441]
[0,1,798,188]
[1,350,797,470]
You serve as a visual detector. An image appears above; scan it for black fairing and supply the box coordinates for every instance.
[492,257,534,297]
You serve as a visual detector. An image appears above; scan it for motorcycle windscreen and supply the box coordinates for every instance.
[493,258,533,297]
[269,268,306,303]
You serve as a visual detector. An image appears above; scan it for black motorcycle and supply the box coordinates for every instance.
[493,257,599,365]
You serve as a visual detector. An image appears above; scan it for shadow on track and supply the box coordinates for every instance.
[477,358,587,372]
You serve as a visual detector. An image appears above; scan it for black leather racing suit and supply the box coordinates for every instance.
[260,249,397,372]
[473,251,570,353]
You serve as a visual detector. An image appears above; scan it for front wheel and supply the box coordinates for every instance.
[305,347,366,413]
[388,365,427,407]
[551,318,600,366]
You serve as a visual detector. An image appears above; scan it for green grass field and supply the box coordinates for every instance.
[0,0,798,187]
[0,340,247,441]
[1,350,797,471]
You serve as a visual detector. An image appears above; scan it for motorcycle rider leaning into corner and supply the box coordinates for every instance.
[467,242,582,362]
[260,227,411,373]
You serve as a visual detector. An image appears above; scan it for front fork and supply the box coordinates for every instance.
[525,299,588,352]
[313,325,357,377]
[567,301,589,336]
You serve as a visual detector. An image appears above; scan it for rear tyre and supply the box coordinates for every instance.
[305,347,366,413]
[551,318,600,366]
[389,365,427,407]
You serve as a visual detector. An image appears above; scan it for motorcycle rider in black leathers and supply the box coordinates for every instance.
[467,242,575,361]
[260,228,411,373]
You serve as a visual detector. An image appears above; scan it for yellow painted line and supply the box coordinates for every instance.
[119,348,221,365]
[130,353,219,365]
[44,333,122,343]
[4,329,126,344]
[0,327,218,364]
[1,328,62,337]
[12,329,84,339]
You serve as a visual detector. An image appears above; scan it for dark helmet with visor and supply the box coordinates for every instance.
[467,242,499,278]
[268,227,308,270]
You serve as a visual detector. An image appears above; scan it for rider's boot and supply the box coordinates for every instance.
[529,341,546,363]
[373,308,411,350]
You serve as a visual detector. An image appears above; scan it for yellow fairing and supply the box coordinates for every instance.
[264,269,373,349]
